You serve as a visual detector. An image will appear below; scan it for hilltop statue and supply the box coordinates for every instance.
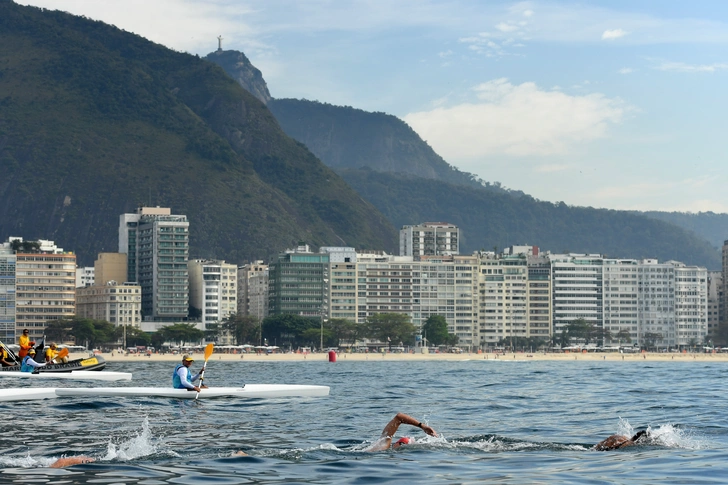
[217,35,223,52]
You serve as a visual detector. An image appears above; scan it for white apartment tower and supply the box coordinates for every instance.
[549,254,604,337]
[119,207,189,321]
[603,259,639,345]
[400,222,459,258]
[188,259,237,332]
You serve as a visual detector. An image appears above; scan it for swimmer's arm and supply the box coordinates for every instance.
[380,413,437,438]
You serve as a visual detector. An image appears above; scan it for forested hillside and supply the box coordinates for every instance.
[0,1,397,265]
[340,169,721,269]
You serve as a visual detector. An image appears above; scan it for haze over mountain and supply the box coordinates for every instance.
[0,1,396,266]
[206,48,723,269]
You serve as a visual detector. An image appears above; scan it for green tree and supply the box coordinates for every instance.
[422,315,449,346]
[158,323,204,346]
[261,314,319,349]
[223,314,261,345]
[123,326,151,347]
[614,329,632,345]
[325,318,358,347]
[363,313,416,346]
[642,332,663,351]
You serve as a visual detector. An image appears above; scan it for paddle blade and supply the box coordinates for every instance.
[56,348,69,360]
[204,343,214,361]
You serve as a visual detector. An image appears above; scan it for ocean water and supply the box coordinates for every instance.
[1,358,727,484]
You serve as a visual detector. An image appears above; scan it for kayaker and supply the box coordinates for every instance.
[172,354,207,392]
[593,430,649,451]
[365,412,437,451]
[21,348,47,372]
[18,328,35,358]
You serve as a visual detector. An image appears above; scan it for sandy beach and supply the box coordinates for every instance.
[95,350,728,363]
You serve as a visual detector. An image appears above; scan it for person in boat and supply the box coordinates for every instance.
[45,343,66,363]
[21,348,47,372]
[172,354,207,392]
[1,344,15,366]
[18,328,35,359]
[593,430,649,451]
[50,456,95,468]
[365,412,437,451]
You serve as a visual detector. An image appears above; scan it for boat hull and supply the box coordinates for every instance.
[56,384,330,399]
[0,370,131,381]
[0,355,106,373]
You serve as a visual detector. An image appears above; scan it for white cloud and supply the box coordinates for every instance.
[655,61,728,72]
[602,29,628,40]
[403,79,628,160]
[496,22,519,33]
[618,68,633,74]
[523,9,534,18]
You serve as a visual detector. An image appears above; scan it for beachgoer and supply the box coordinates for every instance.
[49,456,95,468]
[593,430,649,451]
[172,354,207,392]
[365,412,437,451]
[21,348,47,372]
[18,328,35,358]
[1,344,15,366]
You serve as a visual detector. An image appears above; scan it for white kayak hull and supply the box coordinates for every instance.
[55,384,330,399]
[0,388,58,402]
[0,371,131,381]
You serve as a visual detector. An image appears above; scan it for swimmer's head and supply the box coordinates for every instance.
[392,437,412,449]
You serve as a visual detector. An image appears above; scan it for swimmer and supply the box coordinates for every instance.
[49,456,96,468]
[593,430,649,451]
[365,412,437,451]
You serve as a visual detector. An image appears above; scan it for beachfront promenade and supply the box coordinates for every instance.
[94,350,728,363]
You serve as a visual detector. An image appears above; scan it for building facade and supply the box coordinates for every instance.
[76,282,142,328]
[237,261,269,321]
[188,259,237,332]
[119,207,189,321]
[268,245,330,319]
[14,241,76,342]
[0,243,16,342]
[94,253,128,287]
[75,267,95,288]
[399,222,459,258]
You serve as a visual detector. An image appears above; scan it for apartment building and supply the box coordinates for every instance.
[119,207,189,321]
[237,261,269,321]
[188,259,237,332]
[0,243,16,342]
[76,282,142,328]
[14,240,76,342]
[400,222,459,258]
[603,259,639,345]
[75,267,95,288]
[268,244,330,319]
[549,254,604,337]
[707,271,721,337]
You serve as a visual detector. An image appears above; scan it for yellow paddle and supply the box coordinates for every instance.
[195,343,214,400]
[51,347,69,364]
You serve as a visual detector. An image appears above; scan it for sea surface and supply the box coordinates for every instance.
[1,357,727,484]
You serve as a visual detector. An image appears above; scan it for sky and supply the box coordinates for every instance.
[17,0,728,213]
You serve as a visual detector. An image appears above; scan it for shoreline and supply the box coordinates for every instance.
[91,351,728,363]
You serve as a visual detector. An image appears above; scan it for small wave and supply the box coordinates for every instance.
[0,453,57,468]
[102,416,169,461]
[609,417,704,450]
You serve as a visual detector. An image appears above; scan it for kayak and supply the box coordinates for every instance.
[0,388,58,402]
[55,384,330,399]
[0,370,131,381]
[0,355,107,373]
[0,384,330,402]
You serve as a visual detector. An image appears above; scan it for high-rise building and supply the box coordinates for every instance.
[549,254,604,337]
[188,259,237,332]
[707,271,722,338]
[119,207,189,321]
[268,245,330,319]
[321,248,357,322]
[400,222,459,258]
[603,259,639,346]
[237,261,269,321]
[14,239,76,342]
[0,241,16,342]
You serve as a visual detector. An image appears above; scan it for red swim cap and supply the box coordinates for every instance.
[395,437,412,445]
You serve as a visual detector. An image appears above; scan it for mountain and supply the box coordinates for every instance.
[0,1,397,266]
[340,169,722,269]
[204,50,271,105]
[205,52,722,268]
[267,99,522,196]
